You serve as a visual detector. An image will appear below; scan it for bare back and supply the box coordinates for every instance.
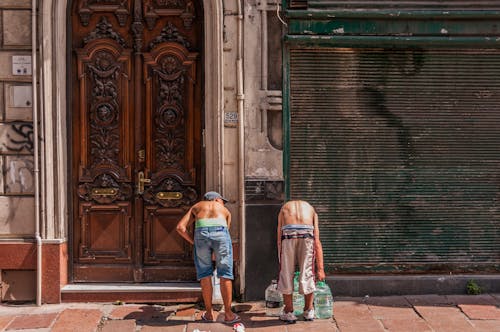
[191,200,230,222]
[276,200,325,281]
[279,200,315,226]
[176,198,231,245]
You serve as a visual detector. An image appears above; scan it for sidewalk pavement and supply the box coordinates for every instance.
[0,294,499,332]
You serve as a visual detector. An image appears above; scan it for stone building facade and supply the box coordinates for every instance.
[3,0,498,305]
[0,0,285,303]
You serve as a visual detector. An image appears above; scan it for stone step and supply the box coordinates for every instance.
[61,283,202,303]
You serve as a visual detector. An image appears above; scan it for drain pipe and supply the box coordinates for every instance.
[236,0,246,296]
[32,0,42,306]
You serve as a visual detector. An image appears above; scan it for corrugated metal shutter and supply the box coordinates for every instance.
[289,0,308,9]
[289,48,500,273]
[307,1,500,10]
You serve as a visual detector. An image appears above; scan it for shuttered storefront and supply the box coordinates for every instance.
[288,48,500,273]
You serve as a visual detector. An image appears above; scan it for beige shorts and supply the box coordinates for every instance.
[277,229,316,295]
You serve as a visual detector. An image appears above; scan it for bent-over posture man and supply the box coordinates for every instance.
[277,200,326,323]
[176,191,240,324]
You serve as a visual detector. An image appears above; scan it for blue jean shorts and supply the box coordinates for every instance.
[193,226,234,280]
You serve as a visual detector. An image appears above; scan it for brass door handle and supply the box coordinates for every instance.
[137,171,151,194]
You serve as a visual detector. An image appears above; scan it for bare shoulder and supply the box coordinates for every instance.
[298,200,314,209]
[282,200,314,210]
[190,200,206,213]
[280,201,293,211]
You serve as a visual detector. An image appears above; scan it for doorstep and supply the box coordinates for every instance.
[61,283,202,303]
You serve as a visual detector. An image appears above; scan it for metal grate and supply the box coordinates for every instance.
[308,1,500,9]
[289,0,308,9]
[288,48,500,273]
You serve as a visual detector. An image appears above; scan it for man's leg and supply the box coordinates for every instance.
[200,276,214,320]
[220,277,237,321]
[283,293,294,313]
[304,292,314,310]
[297,237,315,312]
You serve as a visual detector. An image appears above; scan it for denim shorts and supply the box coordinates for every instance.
[193,226,234,280]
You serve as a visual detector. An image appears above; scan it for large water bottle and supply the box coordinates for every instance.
[314,281,333,319]
[292,271,305,315]
[265,280,283,316]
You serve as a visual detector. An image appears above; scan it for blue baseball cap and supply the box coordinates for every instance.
[203,191,228,202]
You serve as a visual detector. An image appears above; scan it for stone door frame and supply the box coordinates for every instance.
[39,0,224,243]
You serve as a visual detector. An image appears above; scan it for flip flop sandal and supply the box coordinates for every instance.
[223,314,241,325]
[201,311,215,322]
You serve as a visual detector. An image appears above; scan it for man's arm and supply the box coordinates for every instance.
[313,212,326,280]
[226,209,232,229]
[176,207,195,245]
[277,208,283,261]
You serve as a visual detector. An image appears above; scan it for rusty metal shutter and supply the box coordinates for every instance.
[288,48,500,273]
[289,0,308,9]
[307,1,500,10]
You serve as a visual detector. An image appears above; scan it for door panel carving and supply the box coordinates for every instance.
[72,0,202,282]
[78,203,132,262]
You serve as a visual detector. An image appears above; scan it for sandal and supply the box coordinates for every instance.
[201,311,215,322]
[223,314,241,325]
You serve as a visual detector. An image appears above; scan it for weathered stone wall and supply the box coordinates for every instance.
[0,1,35,238]
[243,0,284,183]
[240,0,285,299]
[0,0,36,303]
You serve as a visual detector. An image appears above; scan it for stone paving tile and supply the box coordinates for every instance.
[0,316,14,331]
[187,321,234,332]
[171,306,197,321]
[4,329,51,332]
[368,304,433,332]
[333,300,385,332]
[286,320,337,332]
[459,304,500,320]
[99,319,136,332]
[5,313,58,330]
[405,294,453,306]
[109,305,174,322]
[50,309,102,332]
[379,318,433,332]
[108,305,144,319]
[368,304,419,320]
[470,320,500,332]
[242,313,288,331]
[141,324,186,332]
[365,295,412,307]
[414,305,476,332]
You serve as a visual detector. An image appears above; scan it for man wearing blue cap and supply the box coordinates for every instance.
[176,191,240,324]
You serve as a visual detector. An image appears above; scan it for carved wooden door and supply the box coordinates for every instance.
[71,0,203,282]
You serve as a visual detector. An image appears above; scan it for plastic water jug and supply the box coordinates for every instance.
[265,279,283,316]
[292,271,305,315]
[314,281,333,319]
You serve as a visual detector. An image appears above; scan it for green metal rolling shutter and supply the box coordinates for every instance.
[289,48,500,273]
[306,1,500,10]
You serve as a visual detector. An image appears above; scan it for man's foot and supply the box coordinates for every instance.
[223,313,241,324]
[279,311,297,324]
[303,309,315,321]
[201,311,215,322]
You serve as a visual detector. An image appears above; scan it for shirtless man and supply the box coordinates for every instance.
[277,200,326,323]
[176,191,240,324]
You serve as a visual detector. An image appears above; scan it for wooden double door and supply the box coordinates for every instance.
[71,0,203,282]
